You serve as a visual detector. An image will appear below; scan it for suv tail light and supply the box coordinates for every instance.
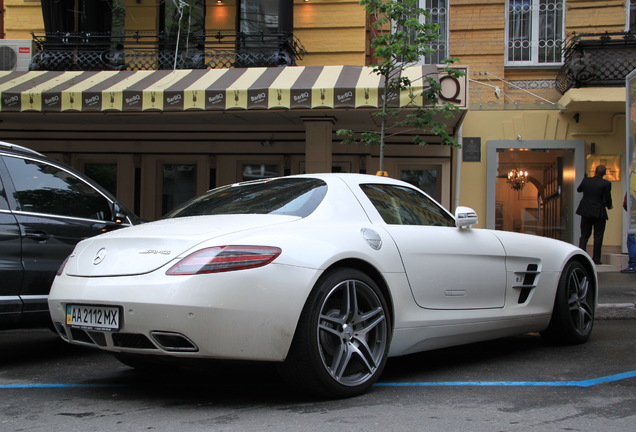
[166,246,281,275]
[56,255,71,276]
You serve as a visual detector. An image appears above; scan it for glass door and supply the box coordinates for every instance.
[161,163,197,215]
[141,155,209,221]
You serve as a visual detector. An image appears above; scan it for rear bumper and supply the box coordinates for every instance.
[48,263,318,362]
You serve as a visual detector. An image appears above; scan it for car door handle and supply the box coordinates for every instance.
[25,231,51,242]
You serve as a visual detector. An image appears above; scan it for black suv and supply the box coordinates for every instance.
[0,142,140,329]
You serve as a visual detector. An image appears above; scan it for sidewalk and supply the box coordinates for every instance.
[596,271,636,320]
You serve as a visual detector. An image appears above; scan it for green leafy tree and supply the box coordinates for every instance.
[337,0,463,174]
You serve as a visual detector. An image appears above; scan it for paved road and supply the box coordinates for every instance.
[1,320,635,431]
[597,272,636,319]
[0,272,633,431]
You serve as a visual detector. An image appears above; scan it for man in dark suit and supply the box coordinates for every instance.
[576,164,613,264]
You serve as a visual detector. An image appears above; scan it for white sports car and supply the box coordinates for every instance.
[48,173,596,398]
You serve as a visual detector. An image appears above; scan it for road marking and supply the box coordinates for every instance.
[375,370,636,387]
[0,383,125,389]
[1,371,635,389]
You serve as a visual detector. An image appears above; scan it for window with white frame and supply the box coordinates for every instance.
[506,0,564,66]
[395,0,449,64]
[629,0,636,32]
[423,0,449,64]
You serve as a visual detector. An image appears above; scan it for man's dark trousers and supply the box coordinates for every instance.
[579,217,606,264]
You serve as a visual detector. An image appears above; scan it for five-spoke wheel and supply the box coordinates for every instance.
[279,267,391,398]
[542,260,595,344]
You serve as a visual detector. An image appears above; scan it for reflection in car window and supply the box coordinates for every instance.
[361,184,455,226]
[3,156,112,221]
[166,178,328,218]
[0,173,8,210]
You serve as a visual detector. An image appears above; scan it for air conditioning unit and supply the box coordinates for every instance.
[0,40,33,72]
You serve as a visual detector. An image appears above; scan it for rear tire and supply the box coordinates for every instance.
[541,260,595,344]
[279,267,391,398]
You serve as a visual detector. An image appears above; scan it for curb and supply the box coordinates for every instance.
[596,303,636,320]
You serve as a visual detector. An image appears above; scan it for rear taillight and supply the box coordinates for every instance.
[56,255,70,276]
[166,246,281,275]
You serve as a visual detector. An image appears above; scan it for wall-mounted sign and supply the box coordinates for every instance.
[585,154,621,181]
[462,137,481,162]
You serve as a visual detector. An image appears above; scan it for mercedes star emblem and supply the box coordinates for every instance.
[93,247,107,265]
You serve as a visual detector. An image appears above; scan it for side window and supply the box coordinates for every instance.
[360,184,455,226]
[3,156,113,221]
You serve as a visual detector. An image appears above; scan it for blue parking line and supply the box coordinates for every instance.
[375,370,636,388]
[0,383,125,389]
[2,371,635,389]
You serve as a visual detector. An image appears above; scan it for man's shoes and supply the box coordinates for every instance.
[620,267,636,273]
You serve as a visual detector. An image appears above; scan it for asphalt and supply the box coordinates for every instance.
[597,271,636,319]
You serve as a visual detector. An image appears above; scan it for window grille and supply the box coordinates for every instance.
[394,0,448,65]
[506,0,564,66]
[424,0,448,64]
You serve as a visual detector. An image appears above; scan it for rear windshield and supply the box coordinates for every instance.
[165,178,327,219]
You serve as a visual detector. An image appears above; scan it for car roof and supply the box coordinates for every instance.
[292,172,415,188]
[0,141,45,157]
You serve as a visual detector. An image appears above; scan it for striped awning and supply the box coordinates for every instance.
[0,65,446,113]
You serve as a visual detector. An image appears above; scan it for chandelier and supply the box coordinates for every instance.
[507,169,528,191]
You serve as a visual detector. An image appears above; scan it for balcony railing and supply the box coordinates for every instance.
[29,31,306,71]
[556,31,636,95]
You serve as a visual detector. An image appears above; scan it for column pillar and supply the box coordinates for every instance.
[303,117,335,173]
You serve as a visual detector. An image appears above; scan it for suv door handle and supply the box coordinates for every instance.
[25,231,51,242]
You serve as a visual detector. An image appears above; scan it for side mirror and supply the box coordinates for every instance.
[455,206,478,229]
[110,202,127,224]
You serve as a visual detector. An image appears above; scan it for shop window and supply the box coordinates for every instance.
[505,0,564,66]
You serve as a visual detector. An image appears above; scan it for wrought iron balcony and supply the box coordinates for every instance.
[29,31,306,71]
[556,31,636,95]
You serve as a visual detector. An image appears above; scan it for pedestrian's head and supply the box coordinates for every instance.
[595,164,607,177]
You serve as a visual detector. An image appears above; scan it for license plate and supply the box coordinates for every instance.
[66,304,120,331]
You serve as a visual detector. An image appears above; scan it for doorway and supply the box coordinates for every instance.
[487,140,585,245]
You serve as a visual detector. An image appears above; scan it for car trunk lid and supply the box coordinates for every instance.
[63,215,296,277]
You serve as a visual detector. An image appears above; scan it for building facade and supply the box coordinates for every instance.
[0,0,632,258]
[456,0,631,255]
